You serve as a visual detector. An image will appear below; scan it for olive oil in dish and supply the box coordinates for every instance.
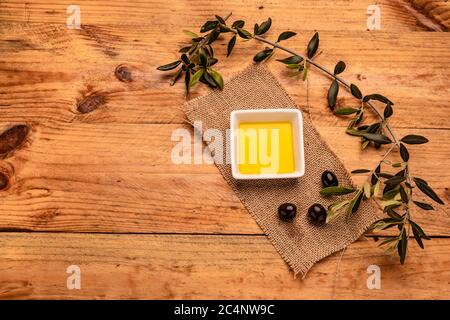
[238,121,295,175]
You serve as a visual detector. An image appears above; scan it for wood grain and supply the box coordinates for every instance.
[0,123,448,235]
[0,0,427,31]
[397,0,450,30]
[1,24,450,128]
[0,232,449,299]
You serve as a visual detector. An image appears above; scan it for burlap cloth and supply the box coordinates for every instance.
[183,64,378,276]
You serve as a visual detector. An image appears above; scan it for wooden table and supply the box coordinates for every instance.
[0,0,449,299]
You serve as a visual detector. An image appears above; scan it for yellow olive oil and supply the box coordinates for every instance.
[238,121,295,174]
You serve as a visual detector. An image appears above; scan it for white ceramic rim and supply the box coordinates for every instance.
[230,108,305,180]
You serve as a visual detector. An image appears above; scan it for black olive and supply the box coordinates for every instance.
[278,203,297,221]
[308,203,327,225]
[321,170,339,188]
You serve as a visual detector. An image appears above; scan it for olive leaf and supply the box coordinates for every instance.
[413,176,428,185]
[169,68,183,86]
[378,237,399,247]
[384,241,400,255]
[362,133,392,145]
[199,48,208,67]
[361,140,370,150]
[373,180,381,197]
[400,135,429,145]
[326,200,350,223]
[354,111,365,124]
[202,71,217,88]
[384,176,406,186]
[346,128,365,137]
[327,80,339,110]
[371,219,399,231]
[363,94,394,105]
[405,181,413,189]
[366,122,381,133]
[384,104,393,118]
[188,42,199,55]
[204,45,214,57]
[219,24,231,33]
[387,208,402,220]
[413,177,444,204]
[200,20,219,33]
[399,185,408,203]
[302,65,308,81]
[191,36,204,42]
[253,48,273,62]
[334,61,346,75]
[398,228,408,264]
[363,181,371,199]
[399,143,409,162]
[232,20,245,28]
[365,124,381,137]
[178,46,191,53]
[276,55,302,64]
[350,84,363,100]
[395,168,406,177]
[351,169,371,174]
[413,201,434,210]
[189,69,204,87]
[255,17,272,35]
[411,225,424,249]
[184,70,191,94]
[320,186,356,196]
[307,32,319,58]
[382,187,400,200]
[354,109,364,127]
[410,220,430,239]
[378,172,394,179]
[409,219,430,250]
[285,64,303,70]
[209,69,224,90]
[347,190,363,214]
[236,28,253,39]
[181,53,190,65]
[277,31,296,42]
[208,57,218,66]
[371,165,381,185]
[381,199,402,209]
[207,28,220,44]
[254,23,259,35]
[227,35,237,57]
[157,60,182,71]
[215,15,226,24]
[183,30,199,38]
[334,108,360,115]
[384,183,398,196]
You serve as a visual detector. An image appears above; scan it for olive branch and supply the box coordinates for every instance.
[157,13,445,264]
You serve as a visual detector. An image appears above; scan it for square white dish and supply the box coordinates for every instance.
[230,108,305,180]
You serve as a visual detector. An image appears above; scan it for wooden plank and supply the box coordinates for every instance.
[397,0,450,30]
[0,0,427,31]
[0,232,448,299]
[1,24,449,128]
[0,0,448,301]
[0,123,448,235]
